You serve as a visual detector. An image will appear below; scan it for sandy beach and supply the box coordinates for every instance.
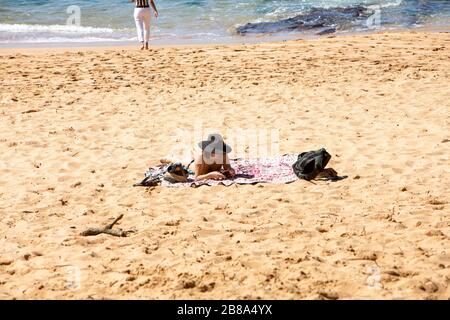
[0,31,449,299]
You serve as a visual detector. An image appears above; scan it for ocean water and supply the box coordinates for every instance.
[0,0,449,45]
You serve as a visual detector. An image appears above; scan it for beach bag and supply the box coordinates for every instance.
[292,148,331,180]
[133,162,192,187]
[163,162,189,183]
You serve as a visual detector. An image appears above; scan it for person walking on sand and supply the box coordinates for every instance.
[131,0,158,50]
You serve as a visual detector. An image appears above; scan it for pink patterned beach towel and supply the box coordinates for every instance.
[137,154,299,188]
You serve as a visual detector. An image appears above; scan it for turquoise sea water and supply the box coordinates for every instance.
[0,0,449,44]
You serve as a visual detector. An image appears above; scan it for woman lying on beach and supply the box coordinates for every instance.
[194,134,236,181]
[131,0,158,50]
[159,134,236,181]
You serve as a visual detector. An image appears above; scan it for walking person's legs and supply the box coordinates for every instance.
[134,8,145,50]
[142,9,151,50]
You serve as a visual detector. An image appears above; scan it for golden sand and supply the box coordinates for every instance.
[0,31,449,299]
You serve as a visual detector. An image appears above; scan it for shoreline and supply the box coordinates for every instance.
[0,29,448,57]
[1,25,449,51]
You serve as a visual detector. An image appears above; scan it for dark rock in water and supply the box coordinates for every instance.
[236,6,371,35]
[316,27,336,36]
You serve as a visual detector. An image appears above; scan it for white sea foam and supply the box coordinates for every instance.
[379,0,403,9]
[0,37,134,44]
[0,23,114,34]
[0,23,133,43]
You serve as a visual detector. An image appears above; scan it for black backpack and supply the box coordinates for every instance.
[292,148,331,180]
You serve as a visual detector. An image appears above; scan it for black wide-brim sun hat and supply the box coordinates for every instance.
[198,133,232,154]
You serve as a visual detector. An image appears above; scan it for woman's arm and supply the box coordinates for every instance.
[194,154,225,180]
[222,154,235,177]
[195,163,225,180]
[196,171,226,181]
[150,0,158,17]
